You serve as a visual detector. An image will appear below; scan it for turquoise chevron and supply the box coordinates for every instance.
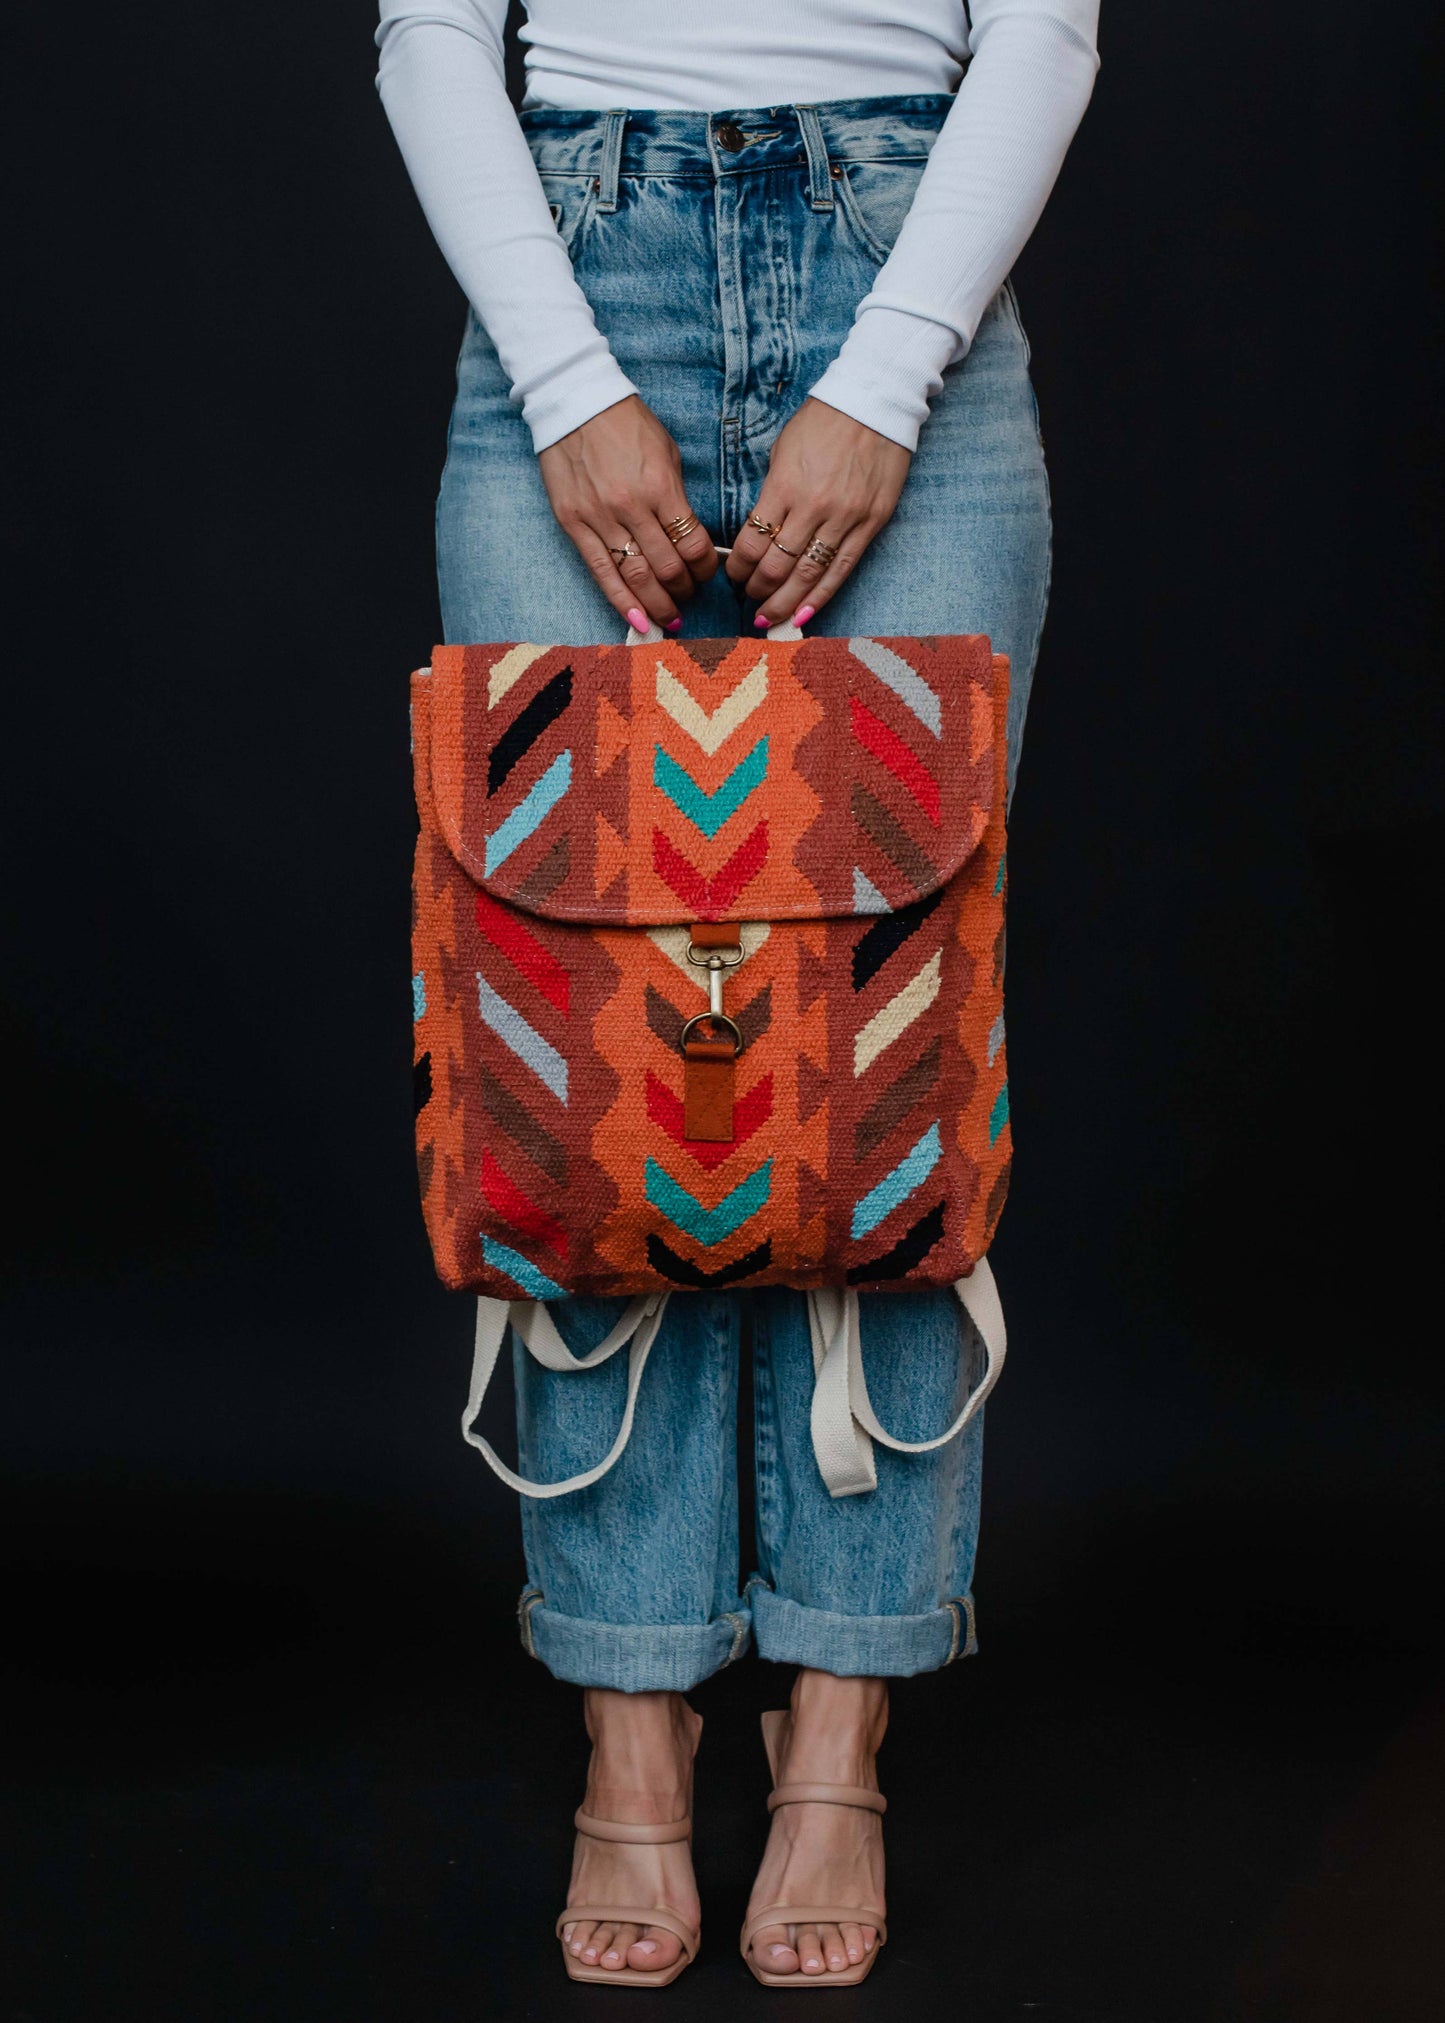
[645,1156,774,1244]
[994,849,1007,895]
[482,1234,564,1299]
[484,749,572,875]
[412,972,426,1021]
[851,1122,942,1239]
[989,1081,1010,1145]
[653,736,768,839]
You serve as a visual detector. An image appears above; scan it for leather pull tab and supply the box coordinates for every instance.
[684,1039,736,1141]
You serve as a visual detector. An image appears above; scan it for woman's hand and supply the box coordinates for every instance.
[538,395,718,632]
[725,399,912,627]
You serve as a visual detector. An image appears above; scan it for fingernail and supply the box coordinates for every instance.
[627,607,648,631]
[793,604,815,626]
[754,612,770,629]
[665,617,683,633]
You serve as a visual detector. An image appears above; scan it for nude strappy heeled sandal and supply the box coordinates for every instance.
[739,1708,889,1988]
[557,1749,701,1988]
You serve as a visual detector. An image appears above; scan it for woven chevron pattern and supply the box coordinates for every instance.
[411,633,1012,1299]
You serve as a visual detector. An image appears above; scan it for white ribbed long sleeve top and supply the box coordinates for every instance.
[375,3,1100,453]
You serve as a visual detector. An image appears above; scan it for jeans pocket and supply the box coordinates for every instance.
[537,172,598,258]
[831,157,928,266]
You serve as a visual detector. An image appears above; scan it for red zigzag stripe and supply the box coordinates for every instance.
[849,696,940,825]
[652,821,769,917]
[475,890,570,1014]
[480,1150,567,1257]
[645,1070,775,1172]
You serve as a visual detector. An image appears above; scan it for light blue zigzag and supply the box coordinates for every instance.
[848,637,942,737]
[645,1156,773,1245]
[853,868,890,914]
[653,736,768,839]
[989,1081,1010,1146]
[485,749,572,875]
[477,974,568,1103]
[412,972,426,1022]
[851,1122,942,1239]
[483,1234,564,1299]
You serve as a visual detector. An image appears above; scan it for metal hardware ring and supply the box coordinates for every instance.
[679,1010,745,1055]
[771,537,803,558]
[685,941,746,970]
[608,541,642,560]
[748,513,780,537]
[803,537,838,568]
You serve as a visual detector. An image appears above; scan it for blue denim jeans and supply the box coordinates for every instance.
[435,97,1051,1692]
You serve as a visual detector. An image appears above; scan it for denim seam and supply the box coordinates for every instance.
[517,1584,544,1661]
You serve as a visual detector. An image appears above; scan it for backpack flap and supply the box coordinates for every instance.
[416,634,1004,925]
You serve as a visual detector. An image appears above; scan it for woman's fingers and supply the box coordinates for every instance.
[759,524,869,627]
[657,493,720,582]
[724,502,785,587]
[745,513,869,628]
[575,522,684,633]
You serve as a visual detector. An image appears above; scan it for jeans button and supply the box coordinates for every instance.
[715,122,746,152]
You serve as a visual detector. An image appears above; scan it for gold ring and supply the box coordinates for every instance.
[665,513,699,543]
[803,538,838,568]
[748,513,780,537]
[771,537,803,558]
[608,541,642,560]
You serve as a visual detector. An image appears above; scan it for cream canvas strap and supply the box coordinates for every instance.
[461,1261,1005,1501]
[804,1260,1007,1497]
[462,1291,670,1498]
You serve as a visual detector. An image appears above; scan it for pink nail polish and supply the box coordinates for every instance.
[754,612,770,629]
[665,617,683,633]
[793,604,816,627]
[627,607,648,631]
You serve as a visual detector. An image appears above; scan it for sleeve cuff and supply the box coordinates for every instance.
[805,306,965,453]
[522,359,642,455]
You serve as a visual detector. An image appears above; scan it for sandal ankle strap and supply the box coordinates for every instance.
[766,1782,886,1815]
[573,1806,692,1844]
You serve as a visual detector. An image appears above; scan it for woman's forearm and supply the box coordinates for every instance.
[809,0,1102,451]
[374,1,639,452]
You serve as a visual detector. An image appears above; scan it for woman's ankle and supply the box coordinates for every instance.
[783,1669,889,1779]
[581,1688,701,1817]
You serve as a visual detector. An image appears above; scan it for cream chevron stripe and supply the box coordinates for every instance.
[853,950,943,1077]
[848,637,942,737]
[655,657,768,755]
[487,643,550,708]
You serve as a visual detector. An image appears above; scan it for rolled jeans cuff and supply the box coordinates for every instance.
[746,1578,977,1677]
[517,1585,753,1692]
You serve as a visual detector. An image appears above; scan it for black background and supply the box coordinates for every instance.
[3,3,1442,2018]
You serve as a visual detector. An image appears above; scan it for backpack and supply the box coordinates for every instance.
[410,618,1011,1498]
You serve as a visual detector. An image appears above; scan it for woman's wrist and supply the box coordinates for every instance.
[806,307,962,453]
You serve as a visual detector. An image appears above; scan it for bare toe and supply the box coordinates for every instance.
[566,1918,595,1958]
[840,1920,866,1962]
[821,1922,849,1972]
[752,1922,800,1974]
[599,1921,640,1969]
[796,1923,825,1974]
[628,1925,681,1971]
[578,1919,610,1964]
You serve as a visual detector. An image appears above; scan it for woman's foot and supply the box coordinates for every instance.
[744,1668,889,1977]
[561,1687,703,1975]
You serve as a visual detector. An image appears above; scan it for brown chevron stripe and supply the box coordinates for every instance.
[854,1036,943,1161]
[680,637,739,675]
[736,982,773,1050]
[852,784,936,891]
[513,834,570,907]
[481,1067,568,1184]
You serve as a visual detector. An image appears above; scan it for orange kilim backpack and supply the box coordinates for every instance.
[410,612,1011,1501]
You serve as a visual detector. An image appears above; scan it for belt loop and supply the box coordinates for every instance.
[595,108,628,213]
[795,104,835,212]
